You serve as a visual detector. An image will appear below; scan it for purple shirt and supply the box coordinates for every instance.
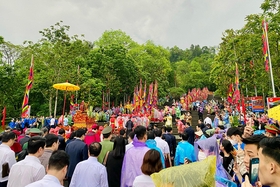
[121,137,150,187]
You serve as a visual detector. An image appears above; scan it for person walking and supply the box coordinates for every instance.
[0,132,16,187]
[70,142,108,187]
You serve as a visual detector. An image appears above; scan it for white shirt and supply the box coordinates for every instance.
[125,142,133,152]
[0,144,16,182]
[154,137,170,154]
[25,174,63,187]
[7,155,45,187]
[133,174,155,187]
[204,117,212,126]
[50,118,55,126]
[70,157,108,187]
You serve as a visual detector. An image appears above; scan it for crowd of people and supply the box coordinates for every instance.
[0,99,280,187]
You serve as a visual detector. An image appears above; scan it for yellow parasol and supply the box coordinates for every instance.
[53,82,80,91]
[53,82,80,120]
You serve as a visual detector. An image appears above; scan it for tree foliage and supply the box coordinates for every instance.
[211,0,280,97]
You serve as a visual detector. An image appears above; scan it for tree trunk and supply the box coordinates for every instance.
[108,89,110,109]
[49,95,52,117]
[54,89,58,117]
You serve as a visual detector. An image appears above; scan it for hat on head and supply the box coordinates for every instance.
[102,126,112,134]
[265,125,280,135]
[29,128,42,134]
[29,128,42,137]
[92,124,98,130]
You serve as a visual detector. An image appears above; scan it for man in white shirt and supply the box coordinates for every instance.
[0,132,16,187]
[7,136,46,187]
[154,129,172,167]
[70,142,108,187]
[26,150,69,187]
[50,116,55,128]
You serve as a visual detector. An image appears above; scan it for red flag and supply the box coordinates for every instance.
[2,107,6,129]
[22,55,34,118]
[227,83,233,103]
[233,63,240,104]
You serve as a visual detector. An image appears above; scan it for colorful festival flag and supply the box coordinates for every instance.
[21,55,34,118]
[262,20,269,72]
[142,81,146,107]
[233,63,240,104]
[152,80,158,106]
[147,83,153,106]
[227,83,234,103]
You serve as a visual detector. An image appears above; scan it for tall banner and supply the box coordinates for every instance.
[267,97,280,109]
[139,79,142,107]
[2,107,6,129]
[262,20,276,97]
[147,83,153,106]
[251,96,264,112]
[227,83,234,103]
[152,80,158,106]
[21,55,34,118]
[262,20,269,72]
[233,63,240,104]
[141,81,146,108]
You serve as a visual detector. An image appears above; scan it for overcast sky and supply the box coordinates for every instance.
[0,0,264,49]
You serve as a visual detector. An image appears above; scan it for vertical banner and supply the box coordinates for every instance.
[251,96,264,112]
[267,97,280,109]
[22,55,34,118]
[2,107,6,129]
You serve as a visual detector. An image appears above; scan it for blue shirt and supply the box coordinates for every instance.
[146,139,165,168]
[70,157,108,187]
[174,141,196,166]
[9,121,15,129]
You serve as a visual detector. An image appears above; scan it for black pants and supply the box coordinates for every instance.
[198,114,203,121]
[0,181,8,187]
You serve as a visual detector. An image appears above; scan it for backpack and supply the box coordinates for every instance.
[17,149,28,162]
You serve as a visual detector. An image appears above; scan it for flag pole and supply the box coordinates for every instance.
[264,19,276,97]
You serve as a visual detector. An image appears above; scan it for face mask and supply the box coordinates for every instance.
[198,151,207,161]
[229,139,237,146]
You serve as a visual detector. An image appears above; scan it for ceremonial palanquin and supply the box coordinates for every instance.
[72,102,95,129]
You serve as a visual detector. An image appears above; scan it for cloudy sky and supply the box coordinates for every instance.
[1,0,264,49]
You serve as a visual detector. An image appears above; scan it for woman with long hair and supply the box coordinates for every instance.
[133,149,163,187]
[104,136,125,187]
[219,139,235,176]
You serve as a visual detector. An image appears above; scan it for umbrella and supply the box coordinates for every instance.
[53,82,80,91]
[53,82,80,120]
